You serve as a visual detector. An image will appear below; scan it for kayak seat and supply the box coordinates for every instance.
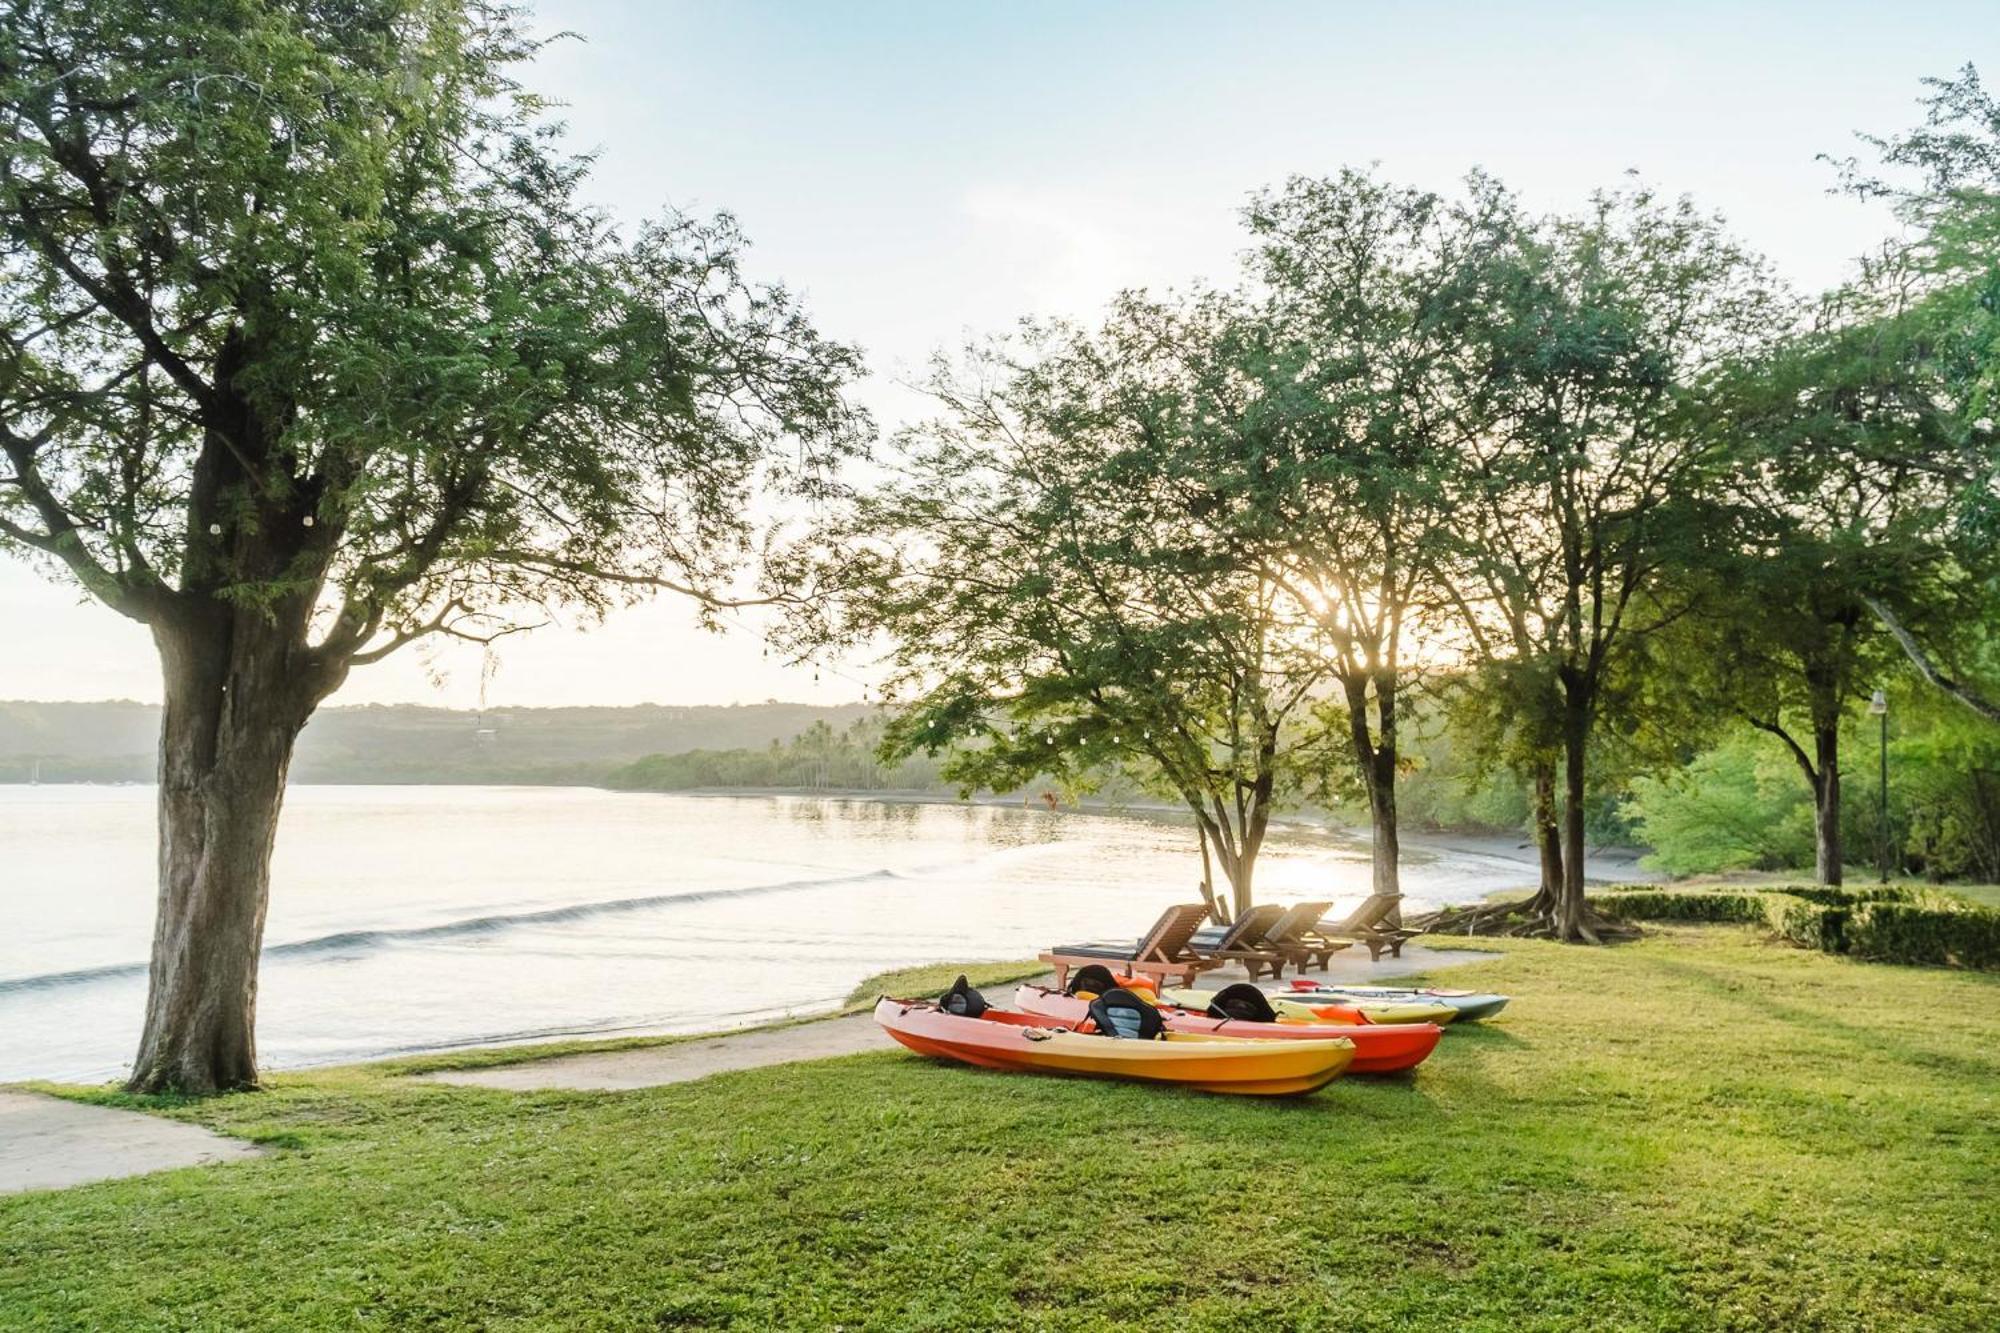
[1087,988,1165,1040]
[1066,964,1119,997]
[1205,982,1279,1024]
[939,975,988,1018]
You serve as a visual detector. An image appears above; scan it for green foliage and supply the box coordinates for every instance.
[1628,705,2000,882]
[4,932,1997,1329]
[1849,900,2000,970]
[1627,733,1818,874]
[0,0,864,676]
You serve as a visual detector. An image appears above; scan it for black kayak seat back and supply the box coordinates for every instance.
[1066,964,1119,997]
[939,975,988,1018]
[1205,982,1278,1024]
[1087,988,1165,1040]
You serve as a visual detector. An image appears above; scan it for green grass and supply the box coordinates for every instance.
[1943,882,2000,909]
[840,958,1047,1009]
[3,933,1996,1331]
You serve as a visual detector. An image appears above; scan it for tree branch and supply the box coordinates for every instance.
[1864,595,2000,724]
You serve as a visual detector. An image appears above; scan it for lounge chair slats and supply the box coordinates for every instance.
[1040,902,1220,991]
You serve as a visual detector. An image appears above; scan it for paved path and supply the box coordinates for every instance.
[0,1091,262,1196]
[427,945,1499,1094]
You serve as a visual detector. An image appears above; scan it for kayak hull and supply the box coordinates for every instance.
[1287,984,1510,1023]
[1161,986,1458,1027]
[1013,985,1440,1074]
[873,998,1355,1096]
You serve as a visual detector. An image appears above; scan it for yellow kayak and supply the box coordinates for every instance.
[874,998,1357,1096]
[1162,986,1457,1027]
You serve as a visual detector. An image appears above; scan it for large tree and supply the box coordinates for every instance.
[1438,186,1782,939]
[1837,66,2000,722]
[0,0,863,1093]
[1206,170,1512,910]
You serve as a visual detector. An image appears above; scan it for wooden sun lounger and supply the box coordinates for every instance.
[1185,904,1292,981]
[1040,902,1221,991]
[1318,892,1424,962]
[1264,901,1344,971]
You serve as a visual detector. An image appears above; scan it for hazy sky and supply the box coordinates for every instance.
[4,1,1993,708]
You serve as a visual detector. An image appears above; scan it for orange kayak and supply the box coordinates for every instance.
[873,998,1356,1096]
[1012,985,1440,1074]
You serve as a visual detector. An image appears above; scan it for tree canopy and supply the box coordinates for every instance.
[0,0,866,1093]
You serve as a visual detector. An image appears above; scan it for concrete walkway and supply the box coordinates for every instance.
[0,1091,262,1196]
[428,944,1499,1094]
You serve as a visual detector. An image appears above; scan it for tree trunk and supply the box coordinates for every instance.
[1194,823,1230,924]
[1558,688,1592,941]
[1214,839,1255,921]
[128,615,314,1095]
[1341,673,1403,919]
[1812,718,1843,887]
[1534,760,1564,904]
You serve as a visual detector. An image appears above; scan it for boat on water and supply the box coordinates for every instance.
[1285,980,1510,1023]
[872,993,1356,1096]
[1012,983,1440,1074]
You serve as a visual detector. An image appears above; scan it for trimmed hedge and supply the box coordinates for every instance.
[1588,890,1768,923]
[1595,884,1999,971]
[1764,896,1849,952]
[1848,901,2000,971]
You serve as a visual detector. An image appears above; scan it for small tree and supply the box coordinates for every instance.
[0,0,863,1092]
[833,320,1336,920]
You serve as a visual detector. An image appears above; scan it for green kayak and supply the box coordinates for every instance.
[1284,983,1510,1023]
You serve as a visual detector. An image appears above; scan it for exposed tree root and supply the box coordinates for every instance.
[1416,898,1643,943]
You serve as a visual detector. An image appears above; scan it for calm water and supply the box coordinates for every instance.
[0,785,1513,1083]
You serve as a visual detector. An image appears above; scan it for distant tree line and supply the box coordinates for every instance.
[809,69,2000,939]
[606,718,951,793]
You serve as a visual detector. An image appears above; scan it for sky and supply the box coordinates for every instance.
[3,0,1994,708]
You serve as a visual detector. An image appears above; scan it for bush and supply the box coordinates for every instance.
[1848,901,2000,970]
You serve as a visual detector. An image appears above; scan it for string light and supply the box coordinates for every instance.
[710,605,877,697]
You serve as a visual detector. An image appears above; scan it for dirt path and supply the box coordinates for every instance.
[426,945,1500,1094]
[0,1090,262,1195]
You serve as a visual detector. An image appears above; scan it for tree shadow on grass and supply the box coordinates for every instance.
[1636,954,2000,1083]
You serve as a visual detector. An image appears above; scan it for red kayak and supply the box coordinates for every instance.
[1012,984,1440,1074]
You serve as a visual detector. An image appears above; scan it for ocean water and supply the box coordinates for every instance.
[0,785,1514,1083]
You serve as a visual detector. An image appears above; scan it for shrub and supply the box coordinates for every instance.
[1847,901,2000,970]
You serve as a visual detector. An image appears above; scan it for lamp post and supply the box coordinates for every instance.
[1869,688,1890,884]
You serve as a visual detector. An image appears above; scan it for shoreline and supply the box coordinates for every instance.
[4,776,1662,881]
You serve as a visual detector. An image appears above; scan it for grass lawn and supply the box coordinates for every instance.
[3,931,1996,1332]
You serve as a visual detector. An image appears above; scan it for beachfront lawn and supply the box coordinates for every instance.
[3,930,1995,1332]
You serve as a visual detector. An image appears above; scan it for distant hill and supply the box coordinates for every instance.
[0,700,876,785]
